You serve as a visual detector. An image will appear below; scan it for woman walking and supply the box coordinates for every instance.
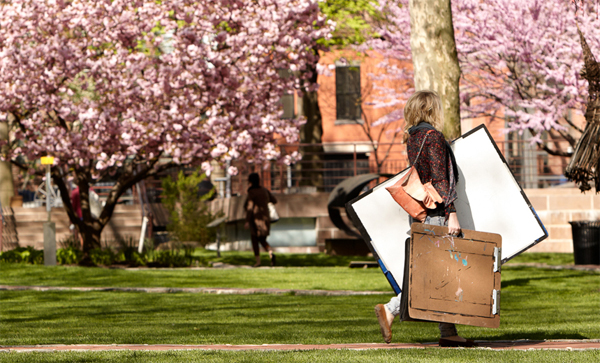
[374,90,476,347]
[244,173,277,267]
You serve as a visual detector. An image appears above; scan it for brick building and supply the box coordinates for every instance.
[206,50,596,254]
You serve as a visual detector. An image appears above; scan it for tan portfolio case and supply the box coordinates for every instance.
[408,223,502,328]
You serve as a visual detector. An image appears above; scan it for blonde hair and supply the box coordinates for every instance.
[403,90,444,142]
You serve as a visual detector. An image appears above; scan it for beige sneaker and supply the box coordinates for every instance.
[374,304,392,344]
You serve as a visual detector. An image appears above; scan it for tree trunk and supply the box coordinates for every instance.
[53,160,168,263]
[409,0,461,139]
[299,61,325,190]
[80,221,103,257]
[0,122,14,208]
[77,179,104,255]
[53,172,103,263]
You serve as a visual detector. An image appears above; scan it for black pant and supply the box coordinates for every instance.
[251,235,271,256]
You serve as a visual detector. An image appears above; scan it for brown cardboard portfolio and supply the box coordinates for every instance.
[408,223,502,328]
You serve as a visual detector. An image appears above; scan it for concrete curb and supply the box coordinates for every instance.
[505,263,600,272]
[0,285,390,296]
[1,340,600,353]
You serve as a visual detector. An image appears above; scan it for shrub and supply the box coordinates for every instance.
[57,247,83,265]
[115,250,146,267]
[141,238,156,261]
[154,249,190,267]
[57,235,83,265]
[112,236,147,267]
[0,247,44,264]
[161,170,219,246]
[89,248,116,266]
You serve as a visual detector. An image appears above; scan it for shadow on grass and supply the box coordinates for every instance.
[475,332,590,341]
[501,272,586,289]
[195,251,376,267]
[507,252,575,266]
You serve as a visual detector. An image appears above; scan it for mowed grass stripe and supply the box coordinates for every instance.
[1,347,600,363]
[0,264,391,291]
[1,271,598,347]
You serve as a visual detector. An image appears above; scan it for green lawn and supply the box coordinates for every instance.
[191,250,377,267]
[0,264,598,345]
[0,264,390,291]
[506,252,575,266]
[190,250,577,267]
[0,253,598,362]
[1,270,598,346]
[0,252,580,291]
[1,349,599,363]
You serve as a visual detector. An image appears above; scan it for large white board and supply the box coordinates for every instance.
[347,125,547,294]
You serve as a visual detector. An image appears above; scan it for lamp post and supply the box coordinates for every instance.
[40,156,56,266]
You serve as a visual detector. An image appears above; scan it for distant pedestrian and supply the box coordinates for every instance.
[70,186,82,220]
[244,173,277,267]
[70,186,83,248]
[69,185,100,249]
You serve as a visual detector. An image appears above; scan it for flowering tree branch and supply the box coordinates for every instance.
[362,0,600,157]
[0,0,332,254]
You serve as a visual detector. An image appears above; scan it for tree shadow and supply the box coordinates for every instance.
[501,272,585,289]
[477,332,590,341]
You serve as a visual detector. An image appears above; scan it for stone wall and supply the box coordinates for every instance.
[525,188,600,253]
[4,205,143,250]
[7,188,590,253]
[210,188,599,254]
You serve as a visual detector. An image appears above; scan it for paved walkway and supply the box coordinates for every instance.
[507,263,600,272]
[0,285,388,296]
[2,340,600,352]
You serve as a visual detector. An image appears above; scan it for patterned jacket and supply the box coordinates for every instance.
[407,128,457,215]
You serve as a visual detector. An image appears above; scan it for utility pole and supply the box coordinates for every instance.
[41,156,56,266]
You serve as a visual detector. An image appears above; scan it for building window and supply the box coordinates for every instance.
[335,65,362,123]
[281,93,295,119]
[279,69,296,119]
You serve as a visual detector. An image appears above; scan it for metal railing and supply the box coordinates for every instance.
[59,139,568,204]
[13,137,573,213]
[212,139,572,196]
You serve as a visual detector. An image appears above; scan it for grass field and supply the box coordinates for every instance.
[0,252,580,291]
[191,250,378,267]
[0,264,390,291]
[1,349,599,363]
[0,253,598,362]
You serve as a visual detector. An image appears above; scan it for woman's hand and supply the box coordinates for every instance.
[448,212,461,236]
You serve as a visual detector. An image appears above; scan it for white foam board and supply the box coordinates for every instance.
[347,125,547,294]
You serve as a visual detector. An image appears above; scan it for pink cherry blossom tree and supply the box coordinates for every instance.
[364,0,600,156]
[0,0,330,256]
